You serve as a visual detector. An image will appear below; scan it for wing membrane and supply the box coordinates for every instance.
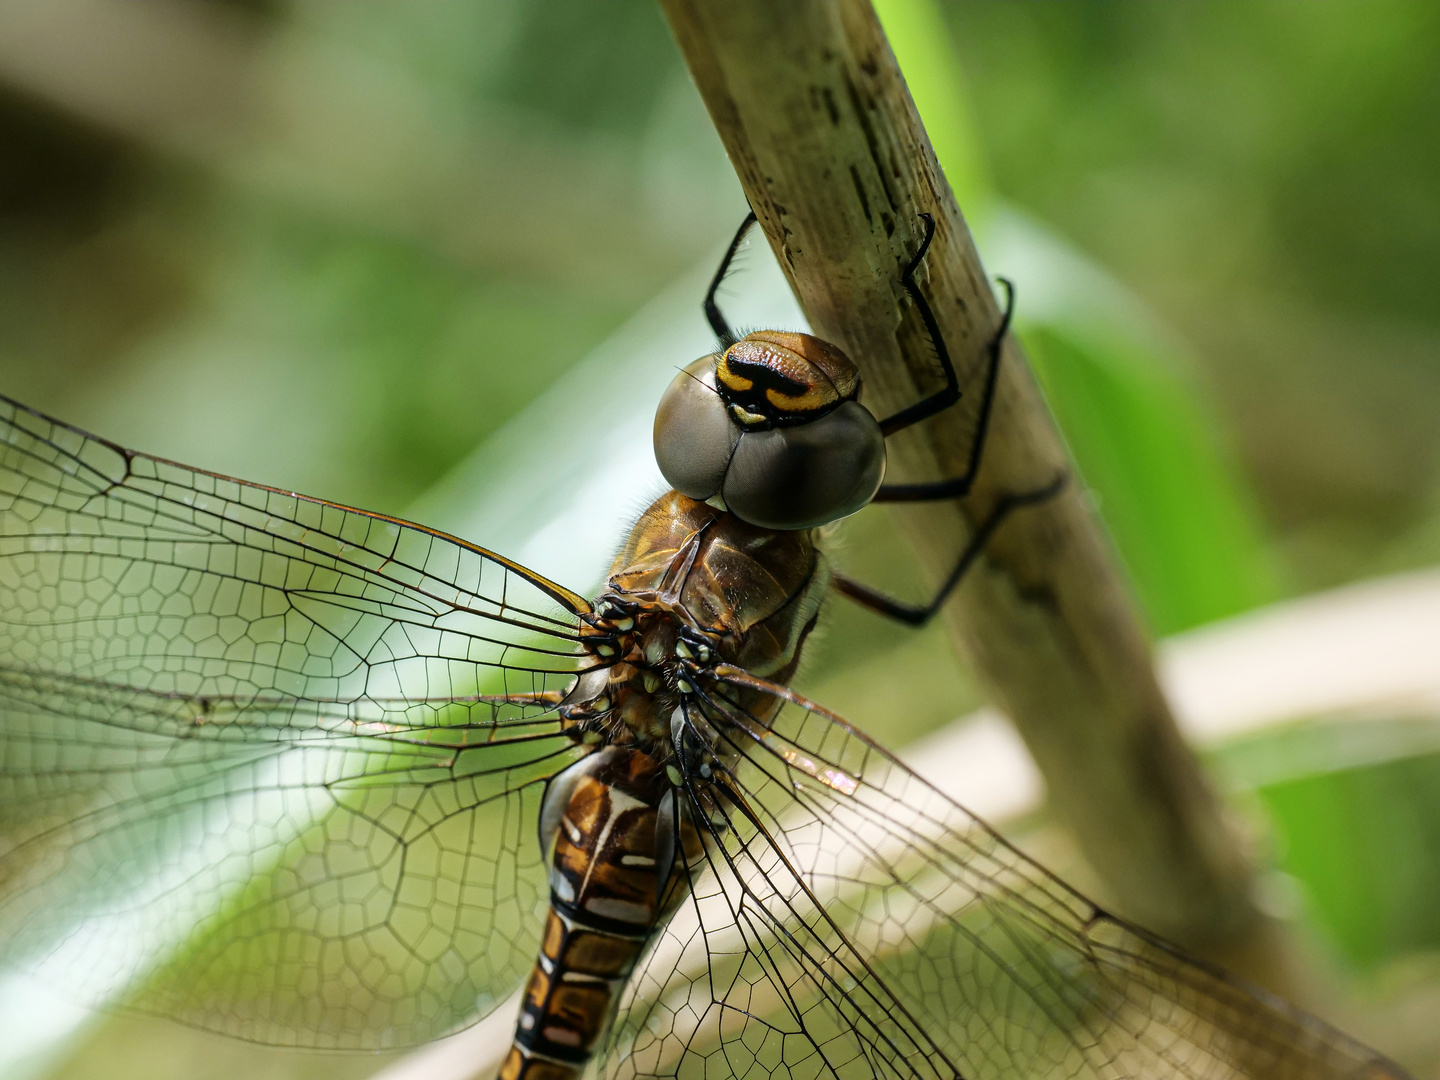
[607,768,953,1080]
[0,395,591,1047]
[0,393,1409,1071]
[605,665,1408,1079]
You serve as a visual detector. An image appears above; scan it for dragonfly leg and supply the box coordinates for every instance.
[835,215,1056,626]
[703,210,758,346]
[831,473,1066,626]
[874,215,1013,498]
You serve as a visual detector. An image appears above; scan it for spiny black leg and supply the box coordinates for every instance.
[831,474,1067,627]
[876,212,961,437]
[874,276,1014,502]
[703,211,758,346]
[842,212,1041,626]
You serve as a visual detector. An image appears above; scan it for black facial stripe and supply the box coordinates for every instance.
[722,358,809,398]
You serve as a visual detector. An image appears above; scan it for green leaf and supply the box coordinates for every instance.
[1217,716,1440,969]
[1022,315,1280,631]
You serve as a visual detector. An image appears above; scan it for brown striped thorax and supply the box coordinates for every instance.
[653,331,886,530]
[500,492,830,1080]
[561,491,828,755]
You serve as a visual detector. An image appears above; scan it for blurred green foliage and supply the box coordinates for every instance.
[1215,715,1440,971]
[0,1,1438,1077]
[946,1,1440,596]
[1264,751,1440,969]
[3,0,1439,600]
[1023,319,1279,632]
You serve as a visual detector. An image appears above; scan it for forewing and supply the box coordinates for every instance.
[0,394,589,1047]
[604,728,947,1080]
[605,665,1408,1080]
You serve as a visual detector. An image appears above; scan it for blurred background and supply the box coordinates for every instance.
[1,0,1439,1076]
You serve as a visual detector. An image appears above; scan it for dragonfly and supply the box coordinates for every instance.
[0,211,1411,1080]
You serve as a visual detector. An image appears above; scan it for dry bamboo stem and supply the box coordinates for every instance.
[659,0,1260,953]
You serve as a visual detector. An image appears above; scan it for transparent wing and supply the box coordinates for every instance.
[604,722,948,1080]
[604,665,1410,1080]
[0,394,590,1047]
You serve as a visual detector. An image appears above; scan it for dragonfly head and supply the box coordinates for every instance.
[653,333,885,531]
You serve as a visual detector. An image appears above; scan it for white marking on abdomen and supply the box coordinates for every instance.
[560,815,583,845]
[578,787,648,899]
[584,897,652,924]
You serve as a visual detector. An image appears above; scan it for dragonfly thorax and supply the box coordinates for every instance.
[653,333,886,530]
[560,491,830,756]
[560,603,709,751]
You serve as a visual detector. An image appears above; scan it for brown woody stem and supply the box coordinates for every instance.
[659,0,1262,953]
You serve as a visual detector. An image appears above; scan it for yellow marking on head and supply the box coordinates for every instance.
[714,356,754,392]
[718,332,861,420]
[764,385,832,413]
[730,403,767,427]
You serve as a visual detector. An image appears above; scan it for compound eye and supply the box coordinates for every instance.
[654,356,740,500]
[721,401,886,530]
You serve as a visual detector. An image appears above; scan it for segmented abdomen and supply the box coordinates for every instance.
[499,747,698,1080]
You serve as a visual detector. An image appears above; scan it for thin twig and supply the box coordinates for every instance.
[658,0,1260,953]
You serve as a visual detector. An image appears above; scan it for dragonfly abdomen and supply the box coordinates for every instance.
[500,746,698,1080]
